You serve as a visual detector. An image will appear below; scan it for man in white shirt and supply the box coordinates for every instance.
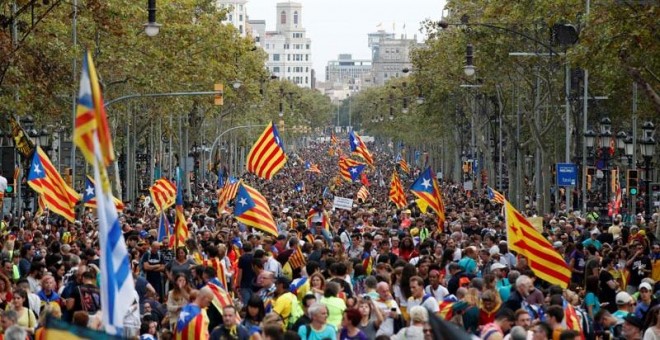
[374,282,400,337]
[407,276,439,314]
[424,270,448,301]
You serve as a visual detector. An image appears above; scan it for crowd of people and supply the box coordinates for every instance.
[0,139,659,340]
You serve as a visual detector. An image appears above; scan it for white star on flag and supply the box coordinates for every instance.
[353,138,360,145]
[33,164,42,174]
[350,167,358,173]
[179,311,189,321]
[421,178,431,189]
[85,185,95,196]
[239,198,248,206]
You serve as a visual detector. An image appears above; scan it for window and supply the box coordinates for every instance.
[266,43,270,49]
[228,14,233,21]
[239,15,243,21]
[305,54,309,61]
[273,67,280,73]
[288,54,291,61]
[239,25,243,33]
[306,44,310,49]
[284,43,290,49]
[305,76,308,84]
[294,11,298,24]
[288,67,291,72]
[280,11,286,24]
[273,54,280,61]
[306,67,309,72]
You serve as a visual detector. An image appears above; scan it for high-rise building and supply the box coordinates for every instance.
[254,2,314,88]
[217,0,248,36]
[325,54,372,92]
[369,31,421,86]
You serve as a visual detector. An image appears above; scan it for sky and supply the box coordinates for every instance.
[247,0,446,80]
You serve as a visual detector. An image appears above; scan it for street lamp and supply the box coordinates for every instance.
[616,131,627,152]
[232,80,242,90]
[584,129,596,149]
[640,121,656,220]
[144,0,162,37]
[464,44,476,77]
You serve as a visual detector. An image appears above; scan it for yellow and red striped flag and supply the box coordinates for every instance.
[217,177,240,214]
[287,245,306,270]
[389,171,407,208]
[349,131,374,166]
[363,256,373,275]
[149,179,176,213]
[170,169,189,249]
[487,186,505,204]
[504,200,571,288]
[234,182,278,237]
[330,132,338,145]
[410,167,445,228]
[338,156,365,182]
[246,122,287,180]
[81,176,124,211]
[27,147,80,222]
[357,185,370,202]
[74,50,114,167]
[174,304,208,340]
[398,159,410,174]
[34,194,47,218]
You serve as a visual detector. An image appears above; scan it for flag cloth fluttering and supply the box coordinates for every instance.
[307,207,331,231]
[487,186,505,204]
[81,176,124,211]
[305,162,321,174]
[287,245,306,270]
[410,167,446,229]
[149,179,176,213]
[34,194,47,218]
[234,182,278,236]
[175,303,209,340]
[246,122,287,180]
[357,185,370,202]
[396,154,410,174]
[389,171,407,208]
[504,200,571,288]
[330,132,338,145]
[349,131,374,166]
[171,168,189,248]
[27,146,80,222]
[338,156,365,182]
[72,51,134,335]
[217,177,240,214]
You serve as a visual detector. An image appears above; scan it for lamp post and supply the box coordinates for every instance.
[144,0,161,37]
[464,44,476,77]
[599,118,613,212]
[640,121,656,220]
[583,128,596,208]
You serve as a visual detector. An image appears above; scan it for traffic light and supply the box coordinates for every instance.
[627,169,639,195]
[214,83,224,106]
[586,167,595,191]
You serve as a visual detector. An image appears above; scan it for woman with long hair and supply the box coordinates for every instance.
[584,275,601,320]
[356,298,383,339]
[310,272,326,301]
[166,273,192,330]
[399,237,415,262]
[320,282,347,329]
[241,295,265,332]
[393,263,416,322]
[0,274,13,310]
[10,289,36,335]
[643,305,660,339]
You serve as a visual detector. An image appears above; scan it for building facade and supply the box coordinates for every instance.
[325,54,372,92]
[255,2,313,88]
[217,0,248,36]
[369,31,421,86]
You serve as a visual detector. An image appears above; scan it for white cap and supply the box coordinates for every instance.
[616,291,633,305]
[639,282,653,291]
[490,263,507,271]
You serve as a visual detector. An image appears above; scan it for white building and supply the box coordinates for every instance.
[217,0,248,36]
[255,2,313,88]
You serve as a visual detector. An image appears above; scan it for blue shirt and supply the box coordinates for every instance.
[298,324,337,340]
[585,292,601,317]
[458,257,477,275]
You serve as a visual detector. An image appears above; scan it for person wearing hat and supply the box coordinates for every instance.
[621,314,644,340]
[582,229,602,251]
[627,242,652,294]
[400,209,412,229]
[634,282,657,320]
[612,291,634,322]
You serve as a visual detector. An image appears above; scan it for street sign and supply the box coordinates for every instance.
[556,163,578,186]
[332,196,353,210]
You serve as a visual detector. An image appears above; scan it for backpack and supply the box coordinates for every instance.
[287,294,304,329]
